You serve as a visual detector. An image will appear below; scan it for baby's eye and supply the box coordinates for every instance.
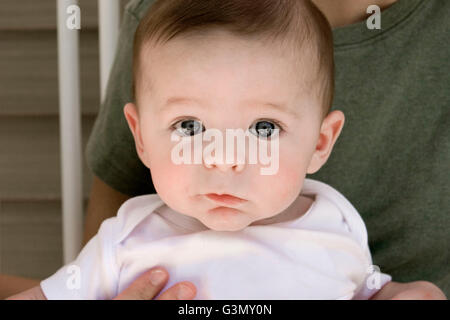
[172,119,205,137]
[249,120,281,139]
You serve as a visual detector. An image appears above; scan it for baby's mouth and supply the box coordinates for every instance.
[204,193,247,206]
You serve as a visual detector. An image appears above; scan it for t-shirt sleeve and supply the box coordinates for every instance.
[40,217,119,300]
[348,210,393,300]
[85,2,157,197]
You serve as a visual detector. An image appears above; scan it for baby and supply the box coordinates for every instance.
[25,0,392,299]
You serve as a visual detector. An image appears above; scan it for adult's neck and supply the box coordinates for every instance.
[311,0,398,28]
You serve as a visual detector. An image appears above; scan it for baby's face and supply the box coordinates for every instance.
[125,29,342,231]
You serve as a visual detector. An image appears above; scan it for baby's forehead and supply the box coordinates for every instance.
[138,32,320,101]
[143,29,318,68]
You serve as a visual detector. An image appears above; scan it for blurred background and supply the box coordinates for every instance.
[0,0,128,280]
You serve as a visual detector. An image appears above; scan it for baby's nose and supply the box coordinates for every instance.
[203,156,245,173]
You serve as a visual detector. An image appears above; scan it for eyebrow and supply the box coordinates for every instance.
[161,96,299,119]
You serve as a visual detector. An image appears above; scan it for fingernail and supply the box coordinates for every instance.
[149,269,166,286]
[177,284,194,300]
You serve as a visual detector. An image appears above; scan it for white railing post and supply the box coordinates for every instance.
[98,0,120,102]
[57,0,83,263]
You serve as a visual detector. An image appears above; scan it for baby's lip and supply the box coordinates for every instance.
[204,193,247,206]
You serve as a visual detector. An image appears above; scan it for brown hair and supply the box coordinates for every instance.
[132,0,334,118]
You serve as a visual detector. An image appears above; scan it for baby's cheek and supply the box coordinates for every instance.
[259,157,305,212]
[149,159,188,200]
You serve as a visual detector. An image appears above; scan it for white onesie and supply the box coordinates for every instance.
[40,178,391,299]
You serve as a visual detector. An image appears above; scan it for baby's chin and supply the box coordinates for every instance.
[198,215,253,232]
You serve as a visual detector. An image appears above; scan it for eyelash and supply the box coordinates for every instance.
[169,117,285,134]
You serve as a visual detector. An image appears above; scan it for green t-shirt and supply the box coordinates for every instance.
[86,0,450,296]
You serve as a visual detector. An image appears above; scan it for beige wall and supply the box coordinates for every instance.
[0,0,128,280]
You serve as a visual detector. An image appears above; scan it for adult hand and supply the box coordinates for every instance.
[371,281,447,300]
[113,266,197,300]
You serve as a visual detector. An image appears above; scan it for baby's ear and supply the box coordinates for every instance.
[306,110,345,174]
[123,103,149,167]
